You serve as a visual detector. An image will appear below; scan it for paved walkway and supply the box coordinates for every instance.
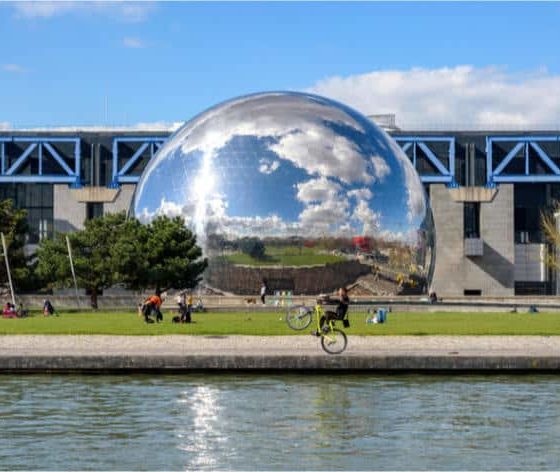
[1,335,560,356]
[1,335,560,371]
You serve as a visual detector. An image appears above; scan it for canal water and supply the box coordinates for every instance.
[1,374,559,470]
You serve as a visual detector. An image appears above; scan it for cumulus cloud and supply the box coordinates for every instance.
[347,188,373,201]
[299,198,349,229]
[258,158,280,174]
[371,155,391,181]
[0,122,11,130]
[12,1,154,22]
[351,200,381,235]
[296,177,341,203]
[308,65,560,130]
[159,93,375,185]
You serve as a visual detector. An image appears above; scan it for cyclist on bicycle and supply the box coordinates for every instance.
[314,286,349,335]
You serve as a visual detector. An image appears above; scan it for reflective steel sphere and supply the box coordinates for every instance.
[132,92,435,296]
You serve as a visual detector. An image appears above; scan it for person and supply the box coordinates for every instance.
[429,291,438,304]
[43,299,55,316]
[141,290,163,323]
[17,303,28,317]
[2,302,17,318]
[176,291,192,323]
[314,287,350,336]
[260,280,268,305]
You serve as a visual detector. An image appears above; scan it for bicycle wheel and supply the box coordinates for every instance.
[320,328,348,355]
[286,305,312,330]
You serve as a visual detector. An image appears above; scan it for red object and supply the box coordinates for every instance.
[352,236,371,252]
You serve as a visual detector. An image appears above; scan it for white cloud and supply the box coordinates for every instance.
[351,200,380,235]
[296,177,341,203]
[13,1,154,22]
[258,158,280,174]
[131,121,183,131]
[0,122,11,130]
[123,37,145,49]
[371,155,391,181]
[2,64,26,73]
[308,65,560,130]
[299,198,349,229]
[348,188,373,201]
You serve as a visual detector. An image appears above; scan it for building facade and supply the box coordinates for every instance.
[1,127,558,297]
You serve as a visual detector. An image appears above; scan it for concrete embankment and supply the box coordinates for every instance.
[1,335,560,373]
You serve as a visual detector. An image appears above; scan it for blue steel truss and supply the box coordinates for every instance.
[486,136,560,187]
[394,136,456,186]
[110,136,167,187]
[0,136,81,186]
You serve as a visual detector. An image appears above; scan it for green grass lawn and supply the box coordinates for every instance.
[1,310,559,335]
[224,245,345,266]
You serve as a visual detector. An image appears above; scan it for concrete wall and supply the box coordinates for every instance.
[53,185,86,232]
[515,244,547,282]
[104,184,135,215]
[205,259,372,295]
[430,184,515,296]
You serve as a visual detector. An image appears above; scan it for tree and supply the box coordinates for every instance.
[128,215,208,293]
[0,199,37,292]
[36,212,208,308]
[239,237,266,260]
[541,207,560,270]
[36,212,132,308]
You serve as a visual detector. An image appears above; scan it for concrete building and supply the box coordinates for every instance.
[1,126,558,297]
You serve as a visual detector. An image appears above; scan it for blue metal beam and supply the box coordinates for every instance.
[530,142,560,175]
[487,135,560,186]
[417,142,450,176]
[5,143,37,175]
[118,142,149,176]
[395,136,455,186]
[0,175,77,184]
[492,142,524,175]
[111,136,166,187]
[43,142,74,176]
[0,136,81,186]
[419,175,453,183]
[493,175,560,183]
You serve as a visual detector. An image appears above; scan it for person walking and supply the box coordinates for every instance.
[260,281,268,305]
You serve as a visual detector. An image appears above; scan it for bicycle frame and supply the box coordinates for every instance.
[312,303,337,340]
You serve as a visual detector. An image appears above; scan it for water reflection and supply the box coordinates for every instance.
[1,375,559,470]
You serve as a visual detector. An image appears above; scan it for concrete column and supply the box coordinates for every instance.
[53,185,86,232]
[430,184,464,296]
[465,184,514,295]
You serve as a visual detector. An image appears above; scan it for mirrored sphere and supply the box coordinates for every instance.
[132,92,435,296]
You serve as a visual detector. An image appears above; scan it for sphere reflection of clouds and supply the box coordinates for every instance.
[132,92,435,295]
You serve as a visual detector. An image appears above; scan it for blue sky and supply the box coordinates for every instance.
[1,2,560,129]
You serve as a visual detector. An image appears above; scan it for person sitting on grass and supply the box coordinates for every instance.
[313,287,350,336]
[2,302,17,318]
[141,290,163,323]
[43,299,56,316]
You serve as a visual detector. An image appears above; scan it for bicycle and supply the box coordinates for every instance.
[286,301,348,355]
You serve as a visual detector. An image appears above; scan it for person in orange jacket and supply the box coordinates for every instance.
[142,290,163,323]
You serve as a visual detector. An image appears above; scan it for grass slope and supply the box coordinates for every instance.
[0,310,559,335]
[225,246,345,266]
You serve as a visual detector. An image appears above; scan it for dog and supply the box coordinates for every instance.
[245,298,257,304]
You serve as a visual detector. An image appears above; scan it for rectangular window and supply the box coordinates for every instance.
[464,202,480,238]
[464,289,482,296]
[0,183,54,244]
[86,202,104,220]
